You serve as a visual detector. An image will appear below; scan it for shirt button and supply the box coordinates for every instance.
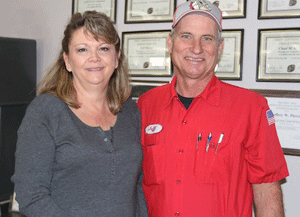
[179,149,183,154]
[104,138,108,142]
[176,180,181,184]
[175,212,180,216]
[182,120,187,124]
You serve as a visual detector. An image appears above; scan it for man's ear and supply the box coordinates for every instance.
[167,34,173,54]
[63,52,72,72]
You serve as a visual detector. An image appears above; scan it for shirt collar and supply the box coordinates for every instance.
[165,75,221,108]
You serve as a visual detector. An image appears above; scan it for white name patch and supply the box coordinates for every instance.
[145,124,163,135]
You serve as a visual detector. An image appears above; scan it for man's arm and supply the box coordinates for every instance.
[253,181,284,217]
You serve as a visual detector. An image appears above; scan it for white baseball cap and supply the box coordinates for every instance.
[172,0,222,30]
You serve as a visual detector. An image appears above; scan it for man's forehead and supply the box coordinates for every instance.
[175,13,219,31]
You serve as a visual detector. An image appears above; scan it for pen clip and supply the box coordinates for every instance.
[196,133,201,149]
[205,132,212,152]
[215,133,224,153]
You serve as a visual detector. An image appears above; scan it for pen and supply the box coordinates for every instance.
[196,133,201,149]
[205,132,212,152]
[215,133,224,153]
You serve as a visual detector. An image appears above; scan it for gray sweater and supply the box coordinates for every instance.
[12,94,148,217]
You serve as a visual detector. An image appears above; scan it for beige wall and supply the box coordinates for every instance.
[0,0,299,216]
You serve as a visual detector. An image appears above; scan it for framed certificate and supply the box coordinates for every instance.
[211,0,246,18]
[122,31,172,77]
[215,29,243,80]
[251,89,300,156]
[130,80,170,100]
[258,0,300,19]
[72,0,117,23]
[125,0,176,23]
[257,28,300,82]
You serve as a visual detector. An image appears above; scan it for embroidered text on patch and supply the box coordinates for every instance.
[266,110,275,125]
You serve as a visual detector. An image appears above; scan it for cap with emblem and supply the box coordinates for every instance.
[172,0,222,30]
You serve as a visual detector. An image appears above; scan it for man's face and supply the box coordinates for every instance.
[167,14,224,83]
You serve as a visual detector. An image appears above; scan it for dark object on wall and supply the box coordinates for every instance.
[0,37,36,202]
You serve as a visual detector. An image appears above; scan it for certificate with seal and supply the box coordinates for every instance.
[125,0,176,23]
[252,89,300,156]
[259,0,300,18]
[122,31,172,77]
[215,29,243,80]
[257,28,300,82]
[72,0,116,23]
[212,0,246,18]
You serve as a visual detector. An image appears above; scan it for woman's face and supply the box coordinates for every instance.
[63,27,119,90]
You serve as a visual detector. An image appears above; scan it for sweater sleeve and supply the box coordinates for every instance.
[11,96,70,217]
[132,100,148,217]
[136,170,148,217]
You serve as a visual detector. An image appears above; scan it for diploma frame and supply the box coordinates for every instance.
[125,0,176,23]
[251,89,300,156]
[257,28,300,82]
[72,0,117,23]
[130,80,170,100]
[122,30,172,77]
[215,29,243,80]
[211,0,246,19]
[258,0,300,19]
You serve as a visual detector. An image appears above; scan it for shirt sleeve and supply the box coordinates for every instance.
[244,97,289,184]
[11,98,70,217]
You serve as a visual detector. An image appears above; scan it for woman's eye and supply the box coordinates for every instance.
[100,47,109,51]
[77,48,87,52]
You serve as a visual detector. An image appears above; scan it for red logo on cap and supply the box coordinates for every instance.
[190,0,211,11]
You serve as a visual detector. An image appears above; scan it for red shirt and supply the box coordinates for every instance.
[137,76,289,217]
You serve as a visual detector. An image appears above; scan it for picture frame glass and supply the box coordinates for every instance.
[212,0,246,18]
[215,29,243,80]
[72,0,116,22]
[257,29,300,82]
[125,0,176,23]
[251,89,300,156]
[258,0,300,19]
[122,31,172,77]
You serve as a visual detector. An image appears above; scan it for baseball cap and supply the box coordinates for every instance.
[172,0,222,30]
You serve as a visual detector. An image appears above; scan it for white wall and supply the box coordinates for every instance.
[0,0,299,216]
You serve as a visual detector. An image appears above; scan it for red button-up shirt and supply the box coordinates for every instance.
[137,76,288,217]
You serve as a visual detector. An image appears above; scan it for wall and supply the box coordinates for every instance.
[0,0,299,216]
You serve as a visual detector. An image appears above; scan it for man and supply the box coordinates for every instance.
[137,0,289,216]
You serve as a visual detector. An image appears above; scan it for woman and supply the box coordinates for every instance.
[12,11,147,217]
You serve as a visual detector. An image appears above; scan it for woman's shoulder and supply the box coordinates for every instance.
[27,94,67,116]
[121,98,139,113]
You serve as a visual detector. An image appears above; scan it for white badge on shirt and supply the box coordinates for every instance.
[145,124,163,134]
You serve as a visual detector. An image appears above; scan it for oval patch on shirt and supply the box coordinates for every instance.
[145,124,163,134]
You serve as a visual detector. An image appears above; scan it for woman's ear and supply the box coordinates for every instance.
[63,52,72,72]
[115,50,121,69]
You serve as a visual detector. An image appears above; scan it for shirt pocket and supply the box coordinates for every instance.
[194,140,229,184]
[142,135,165,186]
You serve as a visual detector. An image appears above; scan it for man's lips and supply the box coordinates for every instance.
[185,57,204,62]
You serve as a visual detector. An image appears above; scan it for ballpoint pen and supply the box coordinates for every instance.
[205,132,212,152]
[215,133,224,153]
[196,133,201,149]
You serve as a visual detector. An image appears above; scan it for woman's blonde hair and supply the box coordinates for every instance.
[37,11,131,115]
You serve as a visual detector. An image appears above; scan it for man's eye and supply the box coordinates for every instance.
[182,35,190,39]
[203,37,212,41]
